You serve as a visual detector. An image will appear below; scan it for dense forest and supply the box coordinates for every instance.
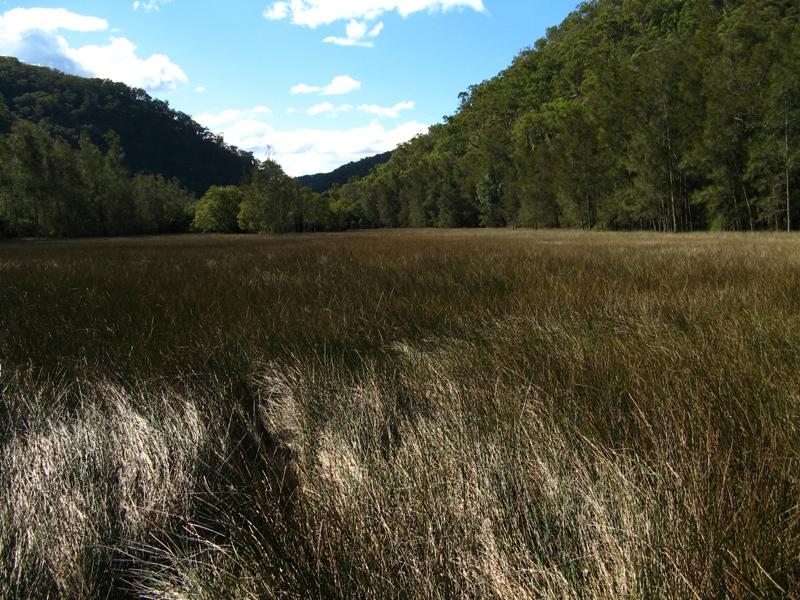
[0,109,317,237]
[0,59,315,237]
[0,57,255,194]
[0,114,195,237]
[333,0,800,231]
[1,0,799,237]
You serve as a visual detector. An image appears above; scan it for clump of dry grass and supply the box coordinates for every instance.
[0,380,211,597]
[0,230,798,598]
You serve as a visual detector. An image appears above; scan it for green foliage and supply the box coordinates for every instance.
[0,57,255,195]
[191,186,245,233]
[3,1,800,236]
[297,151,392,193]
[336,0,800,232]
[0,94,12,134]
[237,160,310,233]
[0,120,195,237]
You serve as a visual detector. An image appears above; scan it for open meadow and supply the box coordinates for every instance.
[0,229,798,598]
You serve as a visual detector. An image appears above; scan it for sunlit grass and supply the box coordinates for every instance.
[1,230,798,598]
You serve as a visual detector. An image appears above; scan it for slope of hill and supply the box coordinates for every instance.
[0,57,255,194]
[333,0,800,232]
[297,151,393,193]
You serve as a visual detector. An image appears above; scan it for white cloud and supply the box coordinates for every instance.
[358,100,414,119]
[264,0,484,47]
[195,105,273,128]
[290,83,320,95]
[65,38,188,92]
[263,1,289,20]
[269,121,430,175]
[322,74,361,95]
[195,85,206,93]
[307,102,334,115]
[0,8,107,35]
[291,75,361,96]
[323,19,384,47]
[0,7,187,92]
[307,102,353,116]
[197,106,429,175]
[263,0,485,27]
[133,0,173,12]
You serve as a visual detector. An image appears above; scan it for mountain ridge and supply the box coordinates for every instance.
[296,151,392,193]
[0,56,255,195]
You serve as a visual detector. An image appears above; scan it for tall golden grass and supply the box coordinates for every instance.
[0,230,797,598]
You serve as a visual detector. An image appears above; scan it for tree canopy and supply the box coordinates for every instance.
[2,0,799,237]
[332,0,800,232]
[0,120,195,237]
[0,57,255,195]
[192,186,246,233]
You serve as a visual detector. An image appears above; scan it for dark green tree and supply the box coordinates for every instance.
[192,185,245,233]
[238,160,304,234]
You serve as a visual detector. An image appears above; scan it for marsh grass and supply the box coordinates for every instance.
[0,230,798,598]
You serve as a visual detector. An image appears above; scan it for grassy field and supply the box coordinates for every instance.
[0,229,798,598]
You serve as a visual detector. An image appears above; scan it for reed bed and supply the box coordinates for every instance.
[0,230,797,598]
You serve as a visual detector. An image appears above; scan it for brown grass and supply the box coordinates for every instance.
[0,229,798,598]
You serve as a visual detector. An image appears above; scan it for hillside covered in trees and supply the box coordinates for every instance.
[1,0,799,237]
[0,57,255,195]
[297,151,392,193]
[0,59,316,238]
[333,0,800,232]
[0,104,316,238]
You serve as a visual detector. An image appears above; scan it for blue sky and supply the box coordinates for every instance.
[0,1,578,175]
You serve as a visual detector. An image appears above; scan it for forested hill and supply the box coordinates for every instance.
[0,57,255,194]
[332,0,800,231]
[297,151,392,193]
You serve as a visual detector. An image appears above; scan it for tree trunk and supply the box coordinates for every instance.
[741,181,754,232]
[667,150,677,233]
[585,189,592,230]
[661,84,678,233]
[786,104,791,232]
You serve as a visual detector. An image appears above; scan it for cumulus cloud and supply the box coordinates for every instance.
[290,83,319,95]
[272,121,430,174]
[322,75,362,95]
[358,100,414,118]
[197,106,429,174]
[263,0,485,27]
[0,7,187,92]
[263,2,290,20]
[323,19,384,47]
[195,105,272,128]
[132,0,173,12]
[307,102,353,116]
[290,75,361,96]
[0,7,107,35]
[65,38,188,92]
[264,0,484,47]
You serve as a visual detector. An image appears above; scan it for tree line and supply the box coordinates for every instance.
[0,57,255,195]
[0,116,193,237]
[0,101,330,238]
[2,0,799,237]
